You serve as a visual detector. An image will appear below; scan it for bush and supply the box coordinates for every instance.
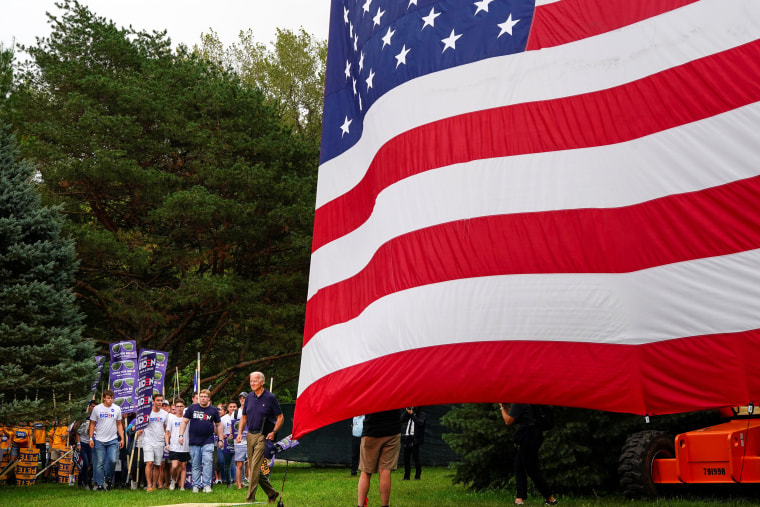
[442,403,721,495]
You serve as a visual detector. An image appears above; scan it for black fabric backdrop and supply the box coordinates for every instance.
[276,404,459,466]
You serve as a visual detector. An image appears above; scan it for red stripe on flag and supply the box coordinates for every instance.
[311,39,760,253]
[304,175,760,345]
[527,0,699,50]
[293,330,760,438]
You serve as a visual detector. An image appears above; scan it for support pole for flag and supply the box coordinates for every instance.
[197,352,201,397]
[270,377,274,393]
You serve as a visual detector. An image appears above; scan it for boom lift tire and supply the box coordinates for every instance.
[618,430,675,498]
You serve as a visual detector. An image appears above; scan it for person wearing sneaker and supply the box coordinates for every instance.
[88,390,125,492]
[500,403,557,506]
[179,389,224,494]
[166,398,190,491]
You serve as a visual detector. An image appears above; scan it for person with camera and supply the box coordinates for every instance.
[400,406,426,480]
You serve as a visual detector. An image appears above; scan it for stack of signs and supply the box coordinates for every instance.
[109,341,138,414]
[139,349,169,398]
[133,351,157,432]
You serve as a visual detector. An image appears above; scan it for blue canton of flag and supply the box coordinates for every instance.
[321,0,535,163]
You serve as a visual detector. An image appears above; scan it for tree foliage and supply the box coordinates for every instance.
[198,27,327,141]
[6,0,318,401]
[441,404,722,495]
[0,124,95,423]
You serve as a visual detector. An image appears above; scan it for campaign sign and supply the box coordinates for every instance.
[229,418,247,454]
[109,341,139,414]
[139,349,168,397]
[91,355,106,393]
[134,351,157,432]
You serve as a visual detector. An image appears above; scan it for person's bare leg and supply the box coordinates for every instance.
[145,462,153,489]
[378,469,392,506]
[357,471,371,506]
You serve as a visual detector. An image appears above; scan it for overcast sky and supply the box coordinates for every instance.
[0,0,331,52]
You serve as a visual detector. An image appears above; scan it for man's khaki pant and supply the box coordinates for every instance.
[246,432,276,502]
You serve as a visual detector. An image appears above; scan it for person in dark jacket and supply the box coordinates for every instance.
[357,410,401,507]
[500,403,557,506]
[400,407,426,480]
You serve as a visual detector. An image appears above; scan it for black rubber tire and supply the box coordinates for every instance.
[618,430,675,498]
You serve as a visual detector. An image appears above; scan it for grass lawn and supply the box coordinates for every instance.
[1,465,759,506]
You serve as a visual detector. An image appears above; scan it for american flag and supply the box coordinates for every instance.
[293,0,760,438]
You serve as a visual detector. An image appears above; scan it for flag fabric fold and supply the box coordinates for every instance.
[294,0,760,438]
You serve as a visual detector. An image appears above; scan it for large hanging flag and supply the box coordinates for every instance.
[293,0,760,438]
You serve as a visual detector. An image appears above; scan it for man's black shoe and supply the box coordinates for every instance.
[268,492,280,504]
[105,481,112,491]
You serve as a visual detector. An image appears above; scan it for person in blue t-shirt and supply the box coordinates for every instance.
[179,389,224,493]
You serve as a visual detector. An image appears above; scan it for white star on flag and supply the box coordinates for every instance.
[382,27,396,48]
[421,8,441,30]
[441,29,462,53]
[339,116,352,137]
[366,68,375,90]
[408,0,417,7]
[362,0,372,15]
[395,44,411,68]
[344,60,351,80]
[498,14,520,37]
[359,51,365,72]
[474,0,495,15]
[373,7,385,28]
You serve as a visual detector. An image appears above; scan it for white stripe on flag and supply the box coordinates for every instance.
[299,248,760,395]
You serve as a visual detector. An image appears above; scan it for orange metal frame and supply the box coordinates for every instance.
[653,419,760,484]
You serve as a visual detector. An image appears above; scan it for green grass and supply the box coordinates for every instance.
[2,465,760,506]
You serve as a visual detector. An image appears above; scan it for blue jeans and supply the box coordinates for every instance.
[190,443,214,488]
[93,439,119,486]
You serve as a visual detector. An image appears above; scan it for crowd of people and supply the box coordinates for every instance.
[0,371,285,503]
[3,380,558,506]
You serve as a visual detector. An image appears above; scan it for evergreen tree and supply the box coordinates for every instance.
[9,1,317,399]
[441,403,723,495]
[0,125,95,423]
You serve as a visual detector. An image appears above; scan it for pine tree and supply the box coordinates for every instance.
[0,125,95,423]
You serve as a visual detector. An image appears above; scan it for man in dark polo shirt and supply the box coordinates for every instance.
[236,371,283,504]
[357,409,402,507]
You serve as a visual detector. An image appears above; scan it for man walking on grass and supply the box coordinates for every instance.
[88,390,124,491]
[179,389,224,493]
[137,393,168,492]
[236,371,283,504]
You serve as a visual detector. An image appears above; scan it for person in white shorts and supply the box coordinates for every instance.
[166,398,190,490]
[137,393,168,492]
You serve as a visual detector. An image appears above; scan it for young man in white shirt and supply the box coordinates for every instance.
[165,398,190,491]
[137,394,168,492]
[88,390,125,491]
